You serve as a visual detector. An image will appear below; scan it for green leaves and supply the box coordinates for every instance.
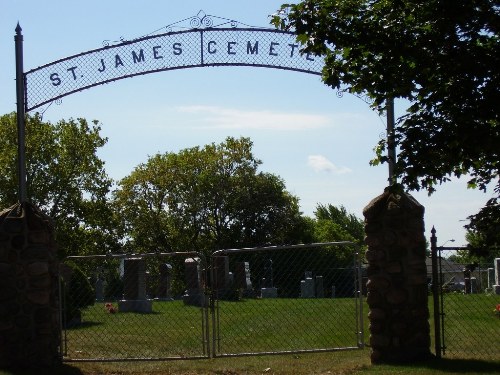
[274,0,500,250]
[113,137,304,255]
[0,112,114,257]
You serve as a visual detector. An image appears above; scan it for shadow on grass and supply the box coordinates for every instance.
[398,357,500,374]
[0,363,83,375]
[66,321,103,330]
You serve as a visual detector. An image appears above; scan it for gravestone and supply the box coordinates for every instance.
[95,267,105,302]
[234,261,254,297]
[316,276,324,298]
[156,263,173,301]
[183,257,206,306]
[331,285,336,298]
[95,275,104,302]
[469,277,478,294]
[300,271,315,298]
[118,257,152,313]
[494,258,500,295]
[487,268,495,291]
[213,256,232,299]
[261,258,278,298]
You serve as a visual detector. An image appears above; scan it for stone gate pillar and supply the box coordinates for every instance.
[0,203,60,368]
[363,185,432,363]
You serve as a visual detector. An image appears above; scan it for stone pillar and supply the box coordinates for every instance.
[0,203,60,368]
[363,186,432,363]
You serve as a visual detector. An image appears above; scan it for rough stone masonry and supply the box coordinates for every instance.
[0,203,60,368]
[363,186,432,363]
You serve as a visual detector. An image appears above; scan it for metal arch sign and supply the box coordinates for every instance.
[24,28,324,112]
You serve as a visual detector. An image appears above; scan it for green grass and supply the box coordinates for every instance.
[0,293,489,374]
[64,297,362,360]
[62,293,500,361]
[64,300,208,359]
[215,298,360,354]
[1,351,499,375]
[435,293,500,359]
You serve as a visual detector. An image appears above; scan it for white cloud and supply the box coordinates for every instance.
[176,105,330,130]
[307,155,352,174]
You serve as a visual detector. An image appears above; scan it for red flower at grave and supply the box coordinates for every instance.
[494,304,500,317]
[105,303,117,314]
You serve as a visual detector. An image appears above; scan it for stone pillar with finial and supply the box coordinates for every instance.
[363,184,432,363]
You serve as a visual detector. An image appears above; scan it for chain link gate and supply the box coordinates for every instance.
[59,243,364,361]
[209,242,365,357]
[430,229,500,359]
[60,252,210,361]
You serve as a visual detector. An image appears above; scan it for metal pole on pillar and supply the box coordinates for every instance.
[15,23,27,203]
[387,97,396,185]
[430,227,442,358]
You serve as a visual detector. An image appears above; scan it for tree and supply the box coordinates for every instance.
[451,230,500,264]
[314,203,364,244]
[113,137,307,256]
[272,1,500,250]
[0,112,116,257]
[310,203,365,262]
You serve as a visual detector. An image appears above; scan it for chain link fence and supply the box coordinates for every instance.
[210,243,364,356]
[428,247,500,359]
[60,243,364,361]
[60,252,210,361]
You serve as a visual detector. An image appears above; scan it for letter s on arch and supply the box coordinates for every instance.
[50,73,61,86]
[173,43,182,55]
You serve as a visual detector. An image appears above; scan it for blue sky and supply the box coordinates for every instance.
[1,0,493,246]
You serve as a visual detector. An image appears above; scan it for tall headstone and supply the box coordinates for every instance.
[183,257,206,306]
[493,258,500,295]
[118,257,152,313]
[363,186,431,364]
[213,256,232,299]
[95,276,104,302]
[234,261,254,297]
[487,267,495,290]
[156,263,173,300]
[315,276,324,298]
[261,259,278,298]
[0,203,60,368]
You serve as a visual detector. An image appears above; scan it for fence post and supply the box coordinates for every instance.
[430,227,441,359]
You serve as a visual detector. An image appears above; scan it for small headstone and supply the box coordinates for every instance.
[300,271,315,298]
[261,287,278,298]
[331,285,336,298]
